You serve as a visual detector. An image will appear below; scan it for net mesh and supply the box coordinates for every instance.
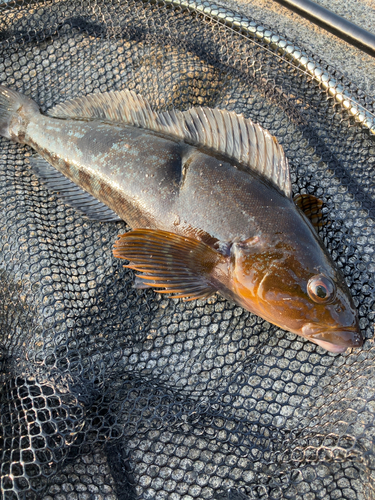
[0,0,375,498]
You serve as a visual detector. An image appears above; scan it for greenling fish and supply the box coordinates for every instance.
[0,86,362,353]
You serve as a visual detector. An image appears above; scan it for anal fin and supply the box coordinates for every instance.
[29,155,122,222]
[113,229,226,301]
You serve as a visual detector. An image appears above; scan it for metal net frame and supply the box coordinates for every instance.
[0,0,374,498]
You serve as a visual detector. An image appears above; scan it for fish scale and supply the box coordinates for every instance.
[0,85,363,352]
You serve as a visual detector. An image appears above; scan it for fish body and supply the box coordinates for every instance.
[0,86,362,352]
[15,114,291,239]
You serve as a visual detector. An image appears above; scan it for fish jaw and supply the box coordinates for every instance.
[301,323,363,353]
[311,340,348,353]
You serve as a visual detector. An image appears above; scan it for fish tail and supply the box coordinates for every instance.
[0,86,39,141]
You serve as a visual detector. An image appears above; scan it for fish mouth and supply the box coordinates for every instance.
[301,324,363,353]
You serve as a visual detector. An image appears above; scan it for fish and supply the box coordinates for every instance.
[0,85,363,353]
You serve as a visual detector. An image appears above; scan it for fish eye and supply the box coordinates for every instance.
[307,274,336,304]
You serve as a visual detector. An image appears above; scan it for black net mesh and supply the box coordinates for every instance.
[0,0,375,498]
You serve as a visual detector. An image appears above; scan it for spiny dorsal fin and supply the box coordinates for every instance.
[48,90,291,198]
[113,228,224,301]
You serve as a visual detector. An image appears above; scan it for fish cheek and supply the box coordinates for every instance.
[258,271,316,329]
[230,245,283,313]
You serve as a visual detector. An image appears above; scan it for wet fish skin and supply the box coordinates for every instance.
[0,85,363,352]
[227,228,360,353]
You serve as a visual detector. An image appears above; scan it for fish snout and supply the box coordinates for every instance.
[301,323,363,353]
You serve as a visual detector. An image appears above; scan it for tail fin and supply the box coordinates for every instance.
[0,86,39,140]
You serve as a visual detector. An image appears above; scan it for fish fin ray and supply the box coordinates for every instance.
[181,107,291,198]
[293,193,324,229]
[29,155,122,222]
[113,228,224,301]
[48,90,290,198]
[48,90,160,131]
[0,86,39,140]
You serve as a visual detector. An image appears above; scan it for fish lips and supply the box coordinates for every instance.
[301,324,363,353]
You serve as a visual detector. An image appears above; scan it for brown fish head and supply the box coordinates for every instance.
[227,231,362,353]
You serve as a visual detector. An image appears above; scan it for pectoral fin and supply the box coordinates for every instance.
[293,193,324,229]
[113,229,225,301]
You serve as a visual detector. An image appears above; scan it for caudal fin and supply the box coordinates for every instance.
[0,86,39,140]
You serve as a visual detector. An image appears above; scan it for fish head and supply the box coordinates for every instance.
[228,232,362,353]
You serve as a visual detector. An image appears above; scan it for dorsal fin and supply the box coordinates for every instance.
[48,90,291,198]
[293,193,324,229]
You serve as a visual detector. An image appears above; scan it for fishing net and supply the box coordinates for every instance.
[0,0,374,498]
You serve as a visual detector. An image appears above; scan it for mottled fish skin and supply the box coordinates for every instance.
[19,117,312,244]
[11,114,288,243]
[17,118,257,239]
[0,86,363,353]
